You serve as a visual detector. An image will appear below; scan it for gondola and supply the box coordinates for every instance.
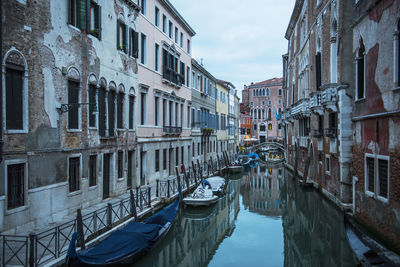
[66,194,181,266]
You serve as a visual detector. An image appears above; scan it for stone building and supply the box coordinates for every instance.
[215,80,230,156]
[136,0,195,184]
[1,0,140,233]
[190,59,217,164]
[242,78,283,142]
[282,0,400,251]
[351,0,400,250]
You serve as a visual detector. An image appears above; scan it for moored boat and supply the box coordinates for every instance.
[66,195,180,266]
[227,165,244,174]
[183,185,218,207]
[205,176,227,195]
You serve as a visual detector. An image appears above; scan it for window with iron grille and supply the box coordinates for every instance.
[69,157,80,192]
[129,95,135,129]
[89,84,97,127]
[5,67,24,130]
[155,149,160,172]
[108,90,116,136]
[89,155,97,187]
[118,151,123,178]
[68,80,80,129]
[365,155,390,201]
[163,149,167,170]
[7,163,25,209]
[117,92,123,129]
[378,159,388,198]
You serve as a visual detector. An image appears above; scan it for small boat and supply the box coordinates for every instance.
[205,176,227,195]
[183,185,218,207]
[227,165,243,174]
[344,215,400,266]
[66,195,180,266]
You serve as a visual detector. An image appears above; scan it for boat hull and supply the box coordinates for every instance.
[183,196,219,206]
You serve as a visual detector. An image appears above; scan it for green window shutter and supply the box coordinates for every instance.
[117,20,120,50]
[68,0,72,24]
[129,29,132,56]
[133,31,139,58]
[85,0,89,32]
[97,5,102,39]
[123,24,128,53]
[77,0,87,30]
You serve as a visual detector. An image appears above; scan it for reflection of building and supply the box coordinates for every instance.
[281,170,357,266]
[136,179,241,267]
[240,165,284,217]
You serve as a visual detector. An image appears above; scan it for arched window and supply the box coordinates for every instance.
[356,38,365,100]
[268,108,272,120]
[98,78,107,137]
[268,123,272,130]
[108,81,117,136]
[88,74,98,128]
[129,87,136,130]
[330,19,338,83]
[262,109,265,120]
[3,49,28,132]
[67,67,81,130]
[258,109,261,120]
[117,84,125,129]
[266,88,270,96]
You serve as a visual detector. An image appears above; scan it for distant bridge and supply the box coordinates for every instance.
[253,141,285,151]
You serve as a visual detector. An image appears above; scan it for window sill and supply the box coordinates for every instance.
[100,136,117,140]
[88,185,98,191]
[68,190,82,197]
[4,129,28,134]
[354,98,366,103]
[117,177,125,182]
[5,205,29,215]
[68,24,81,33]
[67,129,82,133]
[88,127,98,130]
[392,86,400,92]
[118,50,128,55]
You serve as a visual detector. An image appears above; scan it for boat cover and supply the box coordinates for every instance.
[67,199,180,265]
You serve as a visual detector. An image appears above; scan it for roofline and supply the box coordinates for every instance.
[159,0,196,37]
[284,0,304,40]
[248,83,282,89]
[191,59,217,82]
[216,79,236,89]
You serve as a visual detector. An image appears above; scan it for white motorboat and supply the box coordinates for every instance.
[205,176,227,195]
[183,186,218,207]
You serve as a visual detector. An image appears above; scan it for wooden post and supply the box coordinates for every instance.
[107,203,112,229]
[139,189,143,210]
[167,180,170,198]
[196,159,201,178]
[156,179,159,197]
[76,209,85,249]
[217,155,221,169]
[29,233,35,267]
[192,161,198,185]
[293,145,299,180]
[136,187,139,206]
[175,167,181,190]
[130,189,137,220]
[147,187,151,207]
[183,164,190,190]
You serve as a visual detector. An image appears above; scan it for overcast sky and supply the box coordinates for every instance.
[170,0,295,98]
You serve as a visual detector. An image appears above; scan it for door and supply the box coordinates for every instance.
[140,151,146,186]
[103,153,110,199]
[127,150,133,188]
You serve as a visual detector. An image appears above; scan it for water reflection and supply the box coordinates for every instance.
[135,165,357,267]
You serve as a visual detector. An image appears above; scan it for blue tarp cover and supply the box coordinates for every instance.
[68,199,180,265]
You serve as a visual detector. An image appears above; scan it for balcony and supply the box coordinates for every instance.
[163,126,182,135]
[320,84,338,112]
[313,129,324,138]
[324,127,337,138]
[309,91,323,115]
[291,99,311,119]
[162,67,184,87]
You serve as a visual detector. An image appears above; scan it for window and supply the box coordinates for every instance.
[187,106,190,128]
[162,15,167,33]
[163,149,167,170]
[250,102,253,106]
[99,85,106,136]
[117,20,127,53]
[118,151,123,178]
[175,27,178,43]
[88,84,97,128]
[169,21,173,38]
[176,147,179,166]
[187,39,191,54]
[325,155,330,175]
[68,80,80,130]
[140,33,147,64]
[278,89,282,96]
[299,118,310,136]
[69,157,80,192]
[117,91,124,129]
[268,109,272,120]
[69,0,101,38]
[129,95,135,129]
[181,104,184,127]
[180,32,184,48]
[395,20,400,87]
[140,0,146,15]
[162,99,167,126]
[5,65,24,130]
[129,29,139,58]
[155,43,160,71]
[266,88,270,96]
[327,112,337,138]
[356,38,366,100]
[186,66,190,87]
[108,90,115,136]
[7,163,25,209]
[155,150,160,172]
[365,154,390,201]
[316,52,322,90]
[268,123,272,130]
[180,61,185,85]
[89,155,97,187]
[140,92,146,125]
[154,96,159,126]
[181,146,184,165]
[154,6,160,27]
[162,48,183,86]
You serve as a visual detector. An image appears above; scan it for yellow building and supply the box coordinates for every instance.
[216,80,230,156]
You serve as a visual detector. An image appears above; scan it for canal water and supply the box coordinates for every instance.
[135,165,358,267]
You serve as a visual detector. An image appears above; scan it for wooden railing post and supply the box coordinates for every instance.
[29,233,35,267]
[130,189,137,220]
[196,159,201,178]
[175,167,181,190]
[183,164,189,190]
[76,209,85,249]
[192,161,197,185]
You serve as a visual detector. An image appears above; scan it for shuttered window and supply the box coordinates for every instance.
[129,29,139,58]
[129,95,135,129]
[366,157,375,193]
[155,150,160,172]
[117,92,123,129]
[117,20,127,53]
[68,0,101,38]
[7,163,25,209]
[108,90,115,136]
[356,40,365,99]
[378,159,388,198]
[316,52,321,90]
[89,155,97,187]
[98,86,106,137]
[5,68,23,130]
[69,157,80,192]
[88,84,96,127]
[163,149,167,170]
[68,80,80,129]
[118,151,123,178]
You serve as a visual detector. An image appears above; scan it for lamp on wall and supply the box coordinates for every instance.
[58,102,98,114]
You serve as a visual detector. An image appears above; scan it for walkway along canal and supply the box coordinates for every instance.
[134,164,358,267]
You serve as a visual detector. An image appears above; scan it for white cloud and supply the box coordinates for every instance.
[170,0,295,97]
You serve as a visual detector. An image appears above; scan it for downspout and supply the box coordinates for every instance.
[0,0,3,164]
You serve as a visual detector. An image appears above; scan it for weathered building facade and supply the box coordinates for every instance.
[190,59,217,164]
[136,0,195,184]
[351,0,400,250]
[216,81,230,156]
[1,0,140,233]
[242,78,283,142]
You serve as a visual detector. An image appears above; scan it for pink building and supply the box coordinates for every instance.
[242,78,283,143]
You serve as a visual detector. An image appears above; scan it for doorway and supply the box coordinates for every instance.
[103,153,110,199]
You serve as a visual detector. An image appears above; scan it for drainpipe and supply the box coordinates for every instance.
[0,0,3,164]
[352,176,358,214]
